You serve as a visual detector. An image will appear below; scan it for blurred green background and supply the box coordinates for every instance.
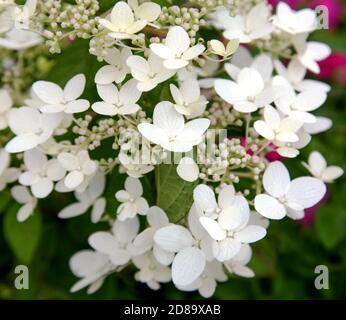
[0,0,345,299]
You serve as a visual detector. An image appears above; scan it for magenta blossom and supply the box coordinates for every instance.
[318,52,346,85]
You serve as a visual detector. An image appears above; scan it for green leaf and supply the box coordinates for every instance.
[45,40,102,102]
[315,202,346,250]
[155,164,197,222]
[3,205,42,264]
[0,190,11,214]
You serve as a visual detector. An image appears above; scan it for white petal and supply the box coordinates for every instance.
[95,65,119,85]
[214,79,245,105]
[32,81,64,104]
[91,198,106,223]
[64,74,86,101]
[215,238,241,261]
[181,44,205,60]
[200,217,226,241]
[65,100,90,114]
[147,206,169,228]
[153,101,184,134]
[96,83,119,104]
[17,203,35,222]
[58,202,90,219]
[149,43,175,60]
[172,247,206,286]
[237,67,264,97]
[58,152,79,171]
[308,151,327,174]
[254,194,287,220]
[165,26,190,55]
[322,166,344,183]
[254,120,275,140]
[193,184,217,214]
[92,102,118,116]
[110,2,134,29]
[135,2,161,22]
[235,225,266,243]
[263,161,291,197]
[153,244,174,266]
[177,157,199,182]
[5,134,39,153]
[125,176,143,198]
[64,170,84,189]
[154,225,194,252]
[286,177,326,209]
[163,59,189,70]
[31,178,53,198]
[88,232,117,254]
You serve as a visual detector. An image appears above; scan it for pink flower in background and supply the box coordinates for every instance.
[241,137,284,162]
[318,52,346,86]
[307,0,342,29]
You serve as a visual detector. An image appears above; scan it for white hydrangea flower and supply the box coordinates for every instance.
[176,260,227,298]
[274,58,331,93]
[118,151,154,178]
[169,79,208,116]
[0,149,20,191]
[88,216,140,266]
[293,36,331,74]
[273,75,327,123]
[225,47,274,84]
[271,126,312,159]
[224,244,255,278]
[5,106,63,153]
[126,53,175,92]
[70,250,114,294]
[150,26,205,70]
[98,1,160,39]
[215,67,280,113]
[132,206,173,266]
[254,105,303,143]
[216,3,274,43]
[57,150,98,191]
[115,176,149,221]
[138,101,210,152]
[0,88,12,130]
[154,205,213,287]
[133,252,171,290]
[255,161,327,220]
[58,172,106,223]
[272,2,317,34]
[32,74,90,114]
[11,185,37,222]
[92,79,141,116]
[19,148,66,199]
[94,47,132,85]
[303,151,344,183]
[194,184,266,261]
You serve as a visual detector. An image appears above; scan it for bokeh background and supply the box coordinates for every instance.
[0,0,345,299]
